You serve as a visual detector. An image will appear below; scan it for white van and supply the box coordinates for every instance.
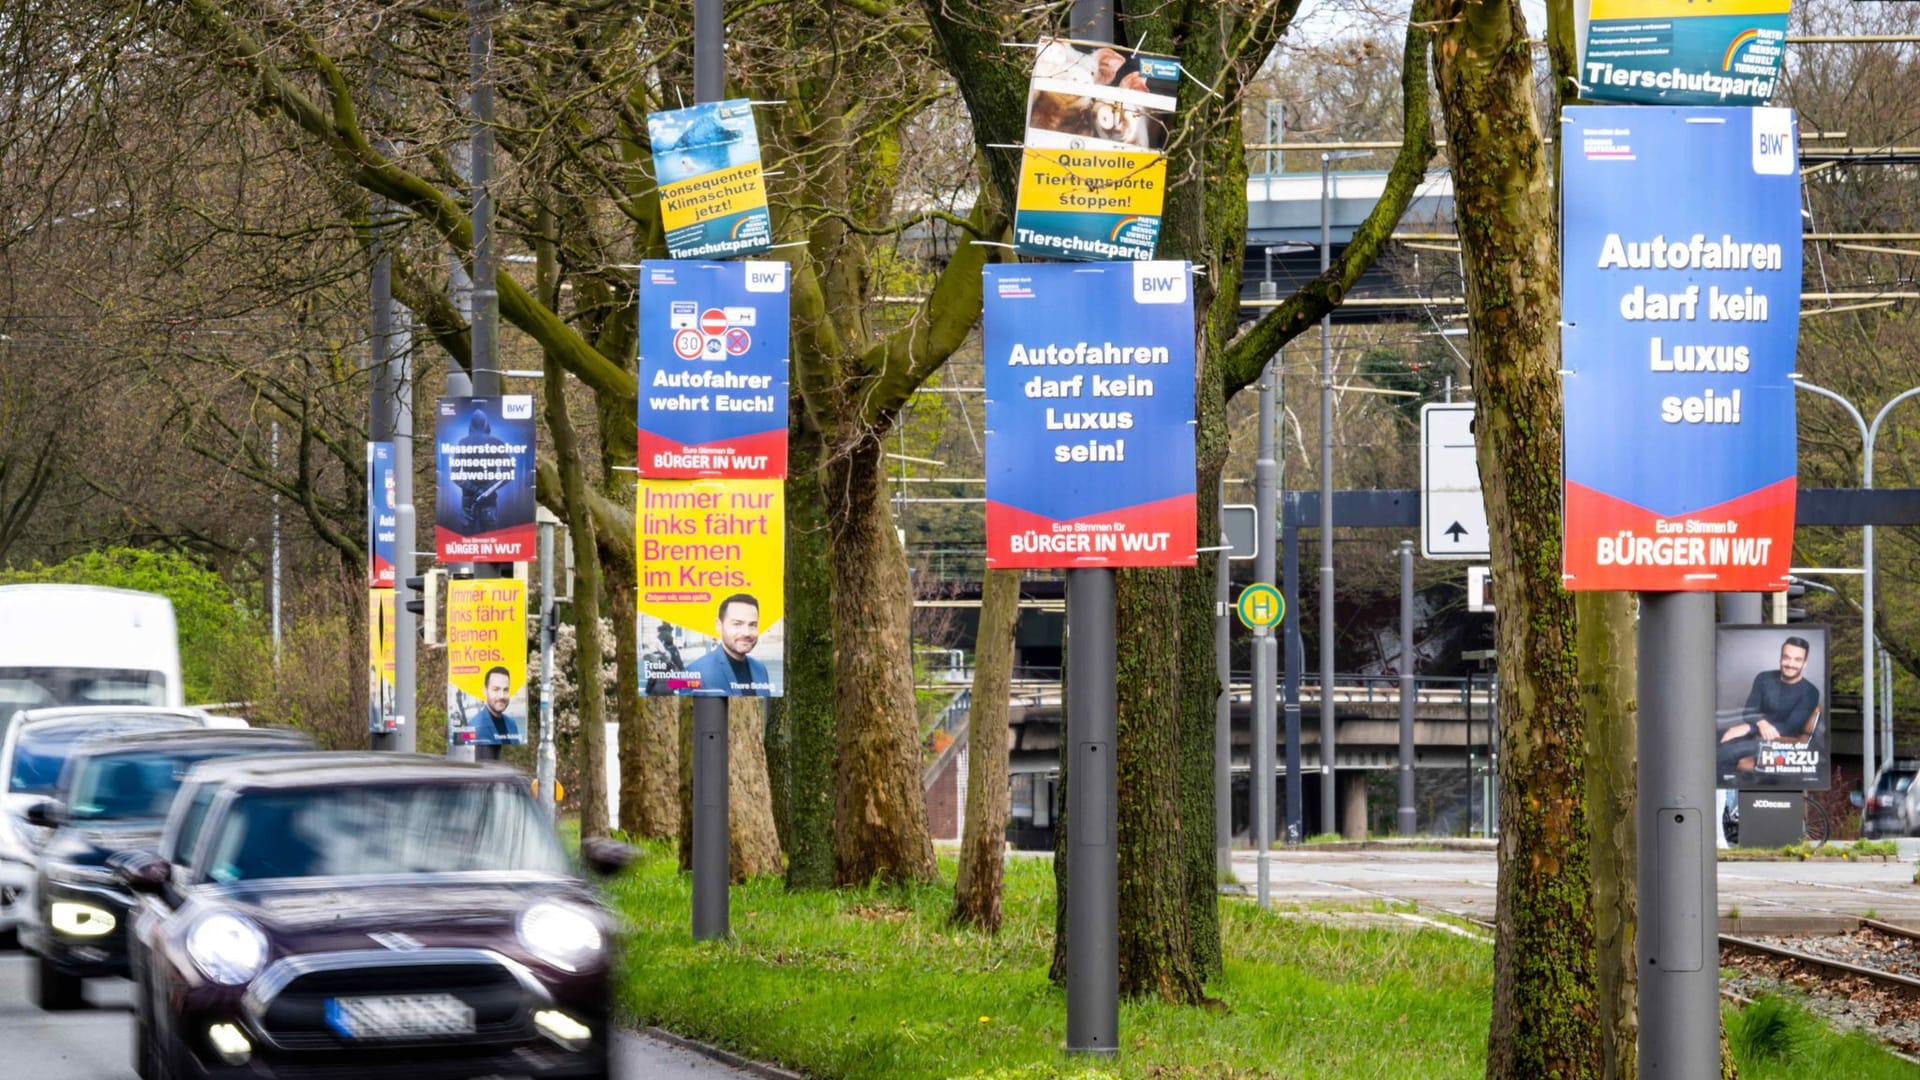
[0,585,184,730]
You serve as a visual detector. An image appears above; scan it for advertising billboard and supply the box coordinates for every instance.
[367,589,396,734]
[983,261,1196,569]
[636,478,784,697]
[1580,0,1789,107]
[368,441,396,588]
[1561,106,1800,592]
[435,395,536,562]
[445,577,528,746]
[636,260,790,478]
[647,100,774,260]
[1716,625,1829,791]
[1013,37,1180,262]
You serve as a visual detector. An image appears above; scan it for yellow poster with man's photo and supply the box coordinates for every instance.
[636,477,784,698]
[445,577,528,746]
[367,590,397,734]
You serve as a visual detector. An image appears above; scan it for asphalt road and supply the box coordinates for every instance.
[0,950,755,1080]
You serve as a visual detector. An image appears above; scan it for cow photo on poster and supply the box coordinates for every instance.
[1716,624,1830,791]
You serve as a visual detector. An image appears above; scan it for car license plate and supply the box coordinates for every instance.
[325,993,476,1039]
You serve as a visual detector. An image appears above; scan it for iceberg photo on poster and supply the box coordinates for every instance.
[647,100,773,259]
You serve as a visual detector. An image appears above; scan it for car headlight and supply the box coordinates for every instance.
[49,900,116,937]
[186,912,269,985]
[517,902,603,972]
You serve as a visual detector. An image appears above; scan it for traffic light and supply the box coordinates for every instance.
[1785,581,1808,623]
[404,569,442,645]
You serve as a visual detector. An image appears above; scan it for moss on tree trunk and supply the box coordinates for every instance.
[784,421,836,889]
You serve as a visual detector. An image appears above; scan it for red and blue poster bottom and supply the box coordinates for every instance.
[987,494,1196,571]
[1563,477,1794,592]
[637,429,786,479]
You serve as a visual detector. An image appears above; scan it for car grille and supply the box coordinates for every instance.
[252,954,534,1051]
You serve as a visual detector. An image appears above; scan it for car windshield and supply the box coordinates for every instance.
[9,716,196,797]
[0,667,167,729]
[68,748,257,822]
[205,782,570,882]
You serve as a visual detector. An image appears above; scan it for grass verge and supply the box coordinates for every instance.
[604,842,1916,1078]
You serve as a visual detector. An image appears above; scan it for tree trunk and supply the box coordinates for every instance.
[727,697,785,880]
[1116,566,1204,1003]
[546,364,610,842]
[1427,1,1599,1074]
[1582,592,1639,1080]
[1546,6,1640,1075]
[608,560,672,839]
[826,434,937,886]
[784,422,836,889]
[765,697,792,858]
[952,568,1020,931]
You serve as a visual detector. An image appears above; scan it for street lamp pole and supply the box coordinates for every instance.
[1318,153,1337,836]
[1792,377,1920,800]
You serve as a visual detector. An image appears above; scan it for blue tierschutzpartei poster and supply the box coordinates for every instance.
[983,262,1196,569]
[1561,106,1801,592]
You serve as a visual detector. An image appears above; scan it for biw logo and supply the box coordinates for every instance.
[1751,108,1793,176]
[1131,261,1187,304]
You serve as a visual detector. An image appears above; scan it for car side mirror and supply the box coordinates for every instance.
[107,849,171,895]
[580,837,638,879]
[1850,792,1866,809]
[25,799,64,828]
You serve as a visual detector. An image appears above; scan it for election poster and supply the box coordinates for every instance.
[1013,37,1180,262]
[367,589,397,734]
[636,478,784,697]
[367,441,396,588]
[983,262,1196,570]
[647,100,773,260]
[435,396,536,562]
[1579,0,1788,107]
[1716,625,1829,791]
[1561,107,1800,592]
[445,577,528,746]
[636,260,790,478]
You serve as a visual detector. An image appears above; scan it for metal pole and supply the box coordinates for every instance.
[686,0,733,943]
[1065,570,1118,1055]
[1318,153,1338,837]
[444,370,476,763]
[391,308,417,754]
[1637,591,1720,1078]
[271,422,281,664]
[1282,496,1303,843]
[1254,355,1279,899]
[1397,541,1415,835]
[1866,386,1920,775]
[467,0,498,399]
[691,696,730,939]
[1065,0,1117,1057]
[370,184,399,751]
[537,516,558,812]
[1794,378,1872,799]
[1215,483,1230,876]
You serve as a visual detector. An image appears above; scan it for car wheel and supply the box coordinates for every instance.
[30,952,84,1010]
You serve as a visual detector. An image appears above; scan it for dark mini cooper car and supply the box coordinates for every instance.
[119,753,625,1080]
[22,727,312,1009]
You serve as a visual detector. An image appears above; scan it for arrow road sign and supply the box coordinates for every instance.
[1421,403,1490,560]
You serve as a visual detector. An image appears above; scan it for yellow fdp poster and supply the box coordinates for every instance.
[367,590,397,734]
[636,478,784,697]
[445,577,528,746]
